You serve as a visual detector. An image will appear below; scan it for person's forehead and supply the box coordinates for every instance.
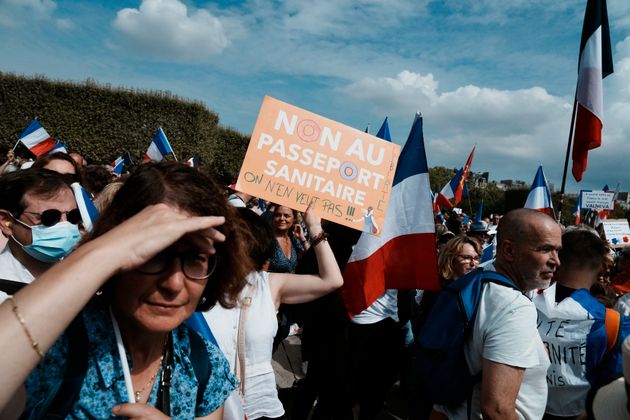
[22,188,76,213]
[460,243,477,254]
[44,159,76,175]
[276,207,292,215]
[523,217,561,243]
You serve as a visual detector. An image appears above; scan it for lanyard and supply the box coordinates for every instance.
[109,307,136,403]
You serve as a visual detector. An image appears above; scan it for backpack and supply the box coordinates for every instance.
[413,268,520,406]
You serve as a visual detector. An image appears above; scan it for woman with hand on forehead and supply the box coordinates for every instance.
[0,162,254,419]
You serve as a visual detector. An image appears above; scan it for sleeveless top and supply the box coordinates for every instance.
[203,271,284,419]
[268,236,302,273]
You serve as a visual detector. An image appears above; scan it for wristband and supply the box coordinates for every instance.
[310,231,329,248]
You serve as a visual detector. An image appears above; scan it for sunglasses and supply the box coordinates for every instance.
[21,208,82,227]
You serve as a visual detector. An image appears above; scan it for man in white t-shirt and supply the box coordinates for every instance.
[441,208,561,419]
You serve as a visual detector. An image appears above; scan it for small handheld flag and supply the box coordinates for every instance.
[474,200,484,223]
[70,182,101,232]
[185,155,200,168]
[49,140,68,154]
[143,127,175,162]
[18,119,56,157]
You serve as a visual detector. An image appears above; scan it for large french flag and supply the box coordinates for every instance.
[143,127,174,162]
[19,119,56,157]
[524,165,554,216]
[572,0,613,182]
[341,113,440,318]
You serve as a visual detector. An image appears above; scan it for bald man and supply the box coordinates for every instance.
[440,208,562,420]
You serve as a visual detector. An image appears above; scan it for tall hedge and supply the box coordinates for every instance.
[0,72,250,179]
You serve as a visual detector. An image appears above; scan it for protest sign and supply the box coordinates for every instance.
[602,219,630,248]
[236,96,400,235]
[581,190,615,210]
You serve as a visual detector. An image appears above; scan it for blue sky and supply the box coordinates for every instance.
[1,0,629,193]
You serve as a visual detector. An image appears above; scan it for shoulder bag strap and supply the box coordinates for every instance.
[235,283,255,397]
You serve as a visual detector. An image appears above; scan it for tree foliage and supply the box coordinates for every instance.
[0,72,250,178]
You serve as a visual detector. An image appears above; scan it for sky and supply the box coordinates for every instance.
[1,0,629,193]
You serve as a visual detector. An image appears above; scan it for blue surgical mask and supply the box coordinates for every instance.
[12,221,81,263]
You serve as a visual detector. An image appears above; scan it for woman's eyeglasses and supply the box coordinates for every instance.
[457,254,480,263]
[136,251,218,280]
[21,209,82,227]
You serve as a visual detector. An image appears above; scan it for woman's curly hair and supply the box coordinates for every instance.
[89,162,254,310]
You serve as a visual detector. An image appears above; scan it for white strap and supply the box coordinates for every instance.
[110,307,136,403]
[235,284,255,396]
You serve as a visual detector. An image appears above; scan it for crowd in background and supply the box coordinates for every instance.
[2,145,630,420]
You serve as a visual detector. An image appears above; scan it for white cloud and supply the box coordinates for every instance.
[112,0,229,60]
[0,0,56,28]
[343,70,577,182]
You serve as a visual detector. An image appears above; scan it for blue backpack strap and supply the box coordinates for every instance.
[479,270,521,292]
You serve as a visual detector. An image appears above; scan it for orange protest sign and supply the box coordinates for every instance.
[236,96,400,235]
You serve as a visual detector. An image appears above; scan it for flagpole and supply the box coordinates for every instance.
[11,139,20,152]
[557,87,579,223]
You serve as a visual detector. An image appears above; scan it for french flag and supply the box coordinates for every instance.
[436,168,464,208]
[49,140,68,154]
[185,155,200,168]
[572,0,613,182]
[112,156,125,175]
[19,119,56,157]
[143,127,174,162]
[70,182,101,232]
[341,113,440,318]
[375,117,391,141]
[524,165,554,216]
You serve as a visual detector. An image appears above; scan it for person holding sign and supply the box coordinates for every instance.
[204,205,343,419]
[534,226,630,419]
[0,163,252,419]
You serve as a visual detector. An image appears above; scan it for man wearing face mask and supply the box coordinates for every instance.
[0,168,81,303]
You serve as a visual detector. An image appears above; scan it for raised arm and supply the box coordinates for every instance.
[269,204,343,308]
[0,204,225,409]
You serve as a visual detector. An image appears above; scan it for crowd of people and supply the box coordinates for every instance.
[2,145,630,420]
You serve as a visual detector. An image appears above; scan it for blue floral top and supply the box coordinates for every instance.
[268,236,303,273]
[24,306,237,419]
